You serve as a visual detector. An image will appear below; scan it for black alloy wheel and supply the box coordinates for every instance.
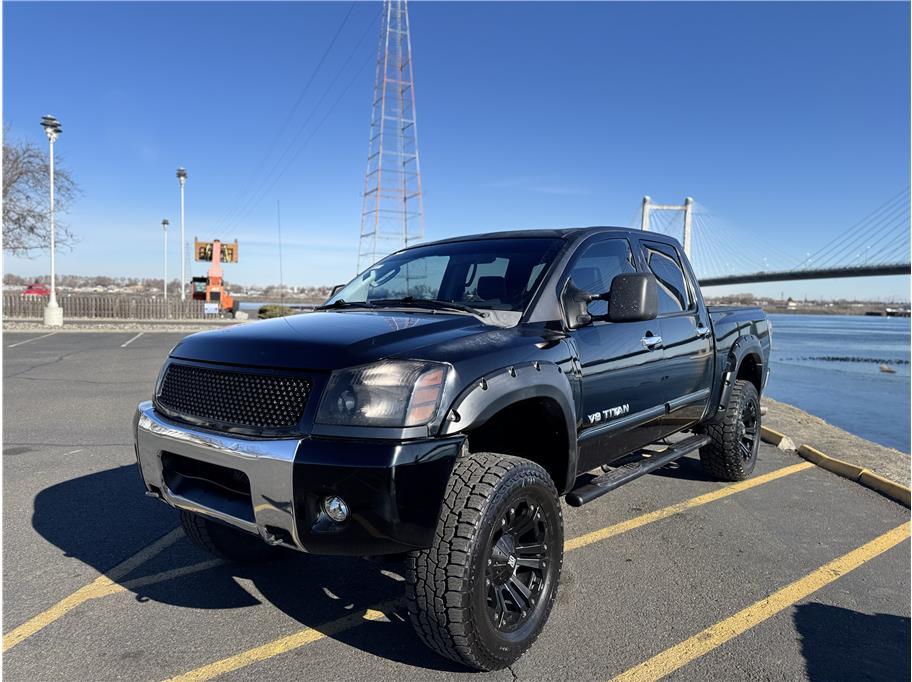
[485,496,552,632]
[738,398,759,462]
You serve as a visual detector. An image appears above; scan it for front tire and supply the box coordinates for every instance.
[700,379,760,481]
[406,453,563,671]
[180,510,289,563]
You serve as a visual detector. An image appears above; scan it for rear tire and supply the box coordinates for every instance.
[180,510,289,563]
[406,453,563,671]
[700,379,760,481]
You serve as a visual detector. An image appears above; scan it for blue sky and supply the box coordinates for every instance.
[4,1,910,300]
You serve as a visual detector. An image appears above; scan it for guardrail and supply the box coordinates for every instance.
[2,294,208,320]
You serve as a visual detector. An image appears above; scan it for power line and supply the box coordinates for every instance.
[221,49,377,235]
[215,8,381,236]
[211,3,360,233]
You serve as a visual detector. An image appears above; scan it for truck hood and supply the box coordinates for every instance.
[169,310,499,371]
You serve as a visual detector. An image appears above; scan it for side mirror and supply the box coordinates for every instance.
[561,278,595,329]
[607,273,658,322]
[329,283,346,297]
[561,273,658,329]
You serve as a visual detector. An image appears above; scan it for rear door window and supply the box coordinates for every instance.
[642,241,691,314]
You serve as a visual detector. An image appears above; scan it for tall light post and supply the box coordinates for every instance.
[41,115,63,327]
[162,219,170,303]
[176,166,187,300]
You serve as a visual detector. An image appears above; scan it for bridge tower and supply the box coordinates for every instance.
[357,0,425,272]
[641,196,694,257]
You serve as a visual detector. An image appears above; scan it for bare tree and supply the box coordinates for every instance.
[2,125,79,255]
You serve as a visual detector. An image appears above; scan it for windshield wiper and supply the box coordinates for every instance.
[371,297,486,317]
[315,299,377,311]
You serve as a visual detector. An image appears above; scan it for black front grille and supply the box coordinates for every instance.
[156,363,310,431]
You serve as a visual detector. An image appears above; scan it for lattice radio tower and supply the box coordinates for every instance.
[357,0,425,272]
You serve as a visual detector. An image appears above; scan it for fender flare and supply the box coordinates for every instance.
[439,361,578,494]
[713,334,764,417]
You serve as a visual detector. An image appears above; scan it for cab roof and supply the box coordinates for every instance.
[412,226,679,250]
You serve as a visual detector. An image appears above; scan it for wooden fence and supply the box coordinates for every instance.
[3,294,210,320]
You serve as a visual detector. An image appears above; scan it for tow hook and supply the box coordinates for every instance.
[260,529,284,546]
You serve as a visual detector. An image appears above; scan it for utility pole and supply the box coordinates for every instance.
[162,219,170,303]
[176,167,188,299]
[41,115,63,327]
[276,200,284,304]
[357,0,425,272]
[639,195,695,258]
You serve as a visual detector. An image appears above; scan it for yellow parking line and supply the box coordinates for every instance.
[3,555,220,651]
[165,462,814,681]
[121,560,223,591]
[611,521,911,682]
[2,528,184,652]
[165,605,396,682]
[565,461,814,551]
[88,559,226,600]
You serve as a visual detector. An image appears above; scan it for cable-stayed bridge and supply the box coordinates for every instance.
[634,187,910,287]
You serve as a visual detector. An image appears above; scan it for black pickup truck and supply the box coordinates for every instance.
[134,227,770,670]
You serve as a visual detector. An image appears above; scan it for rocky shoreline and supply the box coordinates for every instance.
[763,396,909,487]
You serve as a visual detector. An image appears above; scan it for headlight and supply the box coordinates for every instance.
[316,360,448,427]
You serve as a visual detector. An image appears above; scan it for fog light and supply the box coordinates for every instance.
[322,495,349,523]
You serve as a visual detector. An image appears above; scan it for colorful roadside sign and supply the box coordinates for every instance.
[194,239,239,263]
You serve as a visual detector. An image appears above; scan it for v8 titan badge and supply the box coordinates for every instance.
[587,404,630,425]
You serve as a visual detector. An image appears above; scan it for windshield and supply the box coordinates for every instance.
[327,238,564,315]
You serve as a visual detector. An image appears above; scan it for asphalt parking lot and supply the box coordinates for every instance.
[3,330,910,681]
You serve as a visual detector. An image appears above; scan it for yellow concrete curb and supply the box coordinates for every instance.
[859,471,912,508]
[798,445,866,479]
[760,426,786,446]
[796,444,911,508]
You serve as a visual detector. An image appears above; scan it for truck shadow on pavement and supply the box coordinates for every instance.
[641,453,716,482]
[31,463,469,672]
[793,602,910,681]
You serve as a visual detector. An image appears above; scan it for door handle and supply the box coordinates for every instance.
[696,325,711,338]
[641,335,662,349]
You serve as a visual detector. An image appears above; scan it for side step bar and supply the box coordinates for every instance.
[565,434,711,507]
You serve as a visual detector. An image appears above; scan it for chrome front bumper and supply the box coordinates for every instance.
[134,400,303,549]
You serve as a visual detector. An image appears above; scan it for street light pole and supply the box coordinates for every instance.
[41,115,63,327]
[176,167,188,300]
[162,219,170,304]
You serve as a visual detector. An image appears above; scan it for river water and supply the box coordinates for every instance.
[765,314,911,453]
